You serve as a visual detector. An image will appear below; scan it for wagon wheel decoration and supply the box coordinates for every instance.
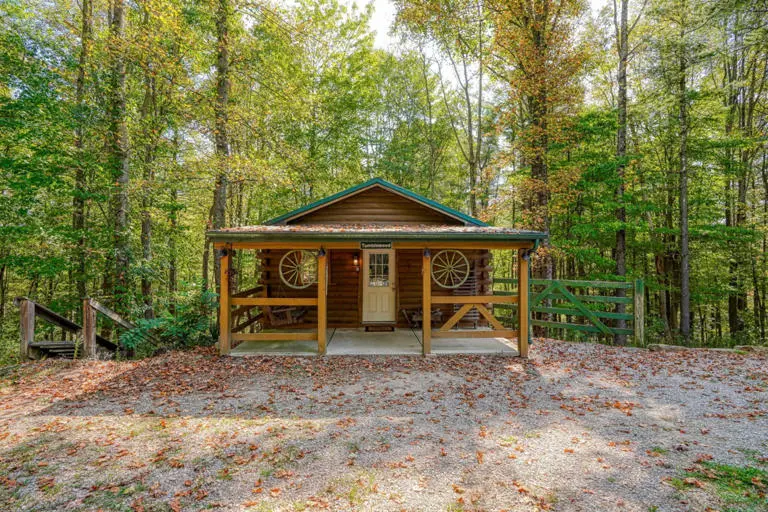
[279,250,318,289]
[431,250,470,289]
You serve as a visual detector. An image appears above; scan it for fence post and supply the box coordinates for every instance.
[633,279,645,346]
[19,298,35,360]
[83,298,96,358]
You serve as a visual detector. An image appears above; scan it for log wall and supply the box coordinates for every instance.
[328,250,361,327]
[286,187,464,226]
[257,248,490,329]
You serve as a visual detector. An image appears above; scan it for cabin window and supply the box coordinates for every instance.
[368,253,390,287]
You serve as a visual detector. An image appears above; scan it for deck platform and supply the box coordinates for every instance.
[229,328,518,356]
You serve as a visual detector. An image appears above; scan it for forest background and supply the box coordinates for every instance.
[1,0,767,363]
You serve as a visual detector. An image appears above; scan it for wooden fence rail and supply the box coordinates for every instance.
[493,278,644,345]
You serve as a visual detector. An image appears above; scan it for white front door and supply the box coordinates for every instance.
[362,249,396,323]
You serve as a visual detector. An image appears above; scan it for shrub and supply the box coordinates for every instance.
[120,289,218,358]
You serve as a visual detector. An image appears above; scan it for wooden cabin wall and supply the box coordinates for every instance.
[395,250,422,327]
[257,248,491,329]
[258,249,318,328]
[328,250,360,327]
[287,187,464,226]
[396,249,491,328]
[257,249,360,328]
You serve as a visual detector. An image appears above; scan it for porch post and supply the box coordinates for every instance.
[219,248,231,355]
[317,248,328,355]
[422,248,431,355]
[518,249,529,358]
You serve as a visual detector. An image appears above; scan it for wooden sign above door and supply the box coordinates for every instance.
[360,241,392,249]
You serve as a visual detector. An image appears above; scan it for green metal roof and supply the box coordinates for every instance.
[265,178,488,226]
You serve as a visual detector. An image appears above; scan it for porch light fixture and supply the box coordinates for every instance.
[353,254,360,272]
[522,248,535,261]
[318,247,326,257]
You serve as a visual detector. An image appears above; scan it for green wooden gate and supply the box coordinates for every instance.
[493,278,645,345]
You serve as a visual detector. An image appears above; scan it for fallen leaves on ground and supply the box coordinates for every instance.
[0,340,765,511]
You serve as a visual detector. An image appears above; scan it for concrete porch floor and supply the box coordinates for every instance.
[229,328,519,356]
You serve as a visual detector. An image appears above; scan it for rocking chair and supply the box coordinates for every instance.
[264,305,308,327]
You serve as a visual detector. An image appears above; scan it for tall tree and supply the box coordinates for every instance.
[678,33,691,341]
[138,29,157,319]
[72,0,92,303]
[108,0,131,314]
[395,0,493,216]
[613,0,645,343]
[490,0,587,278]
[677,0,691,342]
[212,0,231,294]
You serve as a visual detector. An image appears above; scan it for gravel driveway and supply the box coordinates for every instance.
[0,340,766,511]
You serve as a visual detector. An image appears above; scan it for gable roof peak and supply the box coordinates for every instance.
[266,178,488,227]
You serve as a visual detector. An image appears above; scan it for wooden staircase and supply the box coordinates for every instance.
[27,341,77,359]
[16,297,123,360]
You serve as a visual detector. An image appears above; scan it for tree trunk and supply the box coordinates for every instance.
[614,0,629,345]
[418,47,439,195]
[139,42,156,319]
[140,154,154,317]
[527,7,552,282]
[169,132,180,315]
[212,0,230,294]
[761,152,768,340]
[472,1,484,217]
[0,259,6,322]
[100,253,113,341]
[678,21,691,343]
[109,0,130,315]
[656,254,672,339]
[202,236,210,293]
[528,88,552,281]
[168,186,178,315]
[72,0,92,303]
[722,11,750,338]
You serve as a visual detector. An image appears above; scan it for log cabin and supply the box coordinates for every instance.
[208,178,546,357]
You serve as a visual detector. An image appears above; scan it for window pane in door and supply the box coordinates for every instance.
[368,253,390,287]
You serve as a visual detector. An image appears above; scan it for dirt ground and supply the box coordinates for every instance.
[0,340,766,511]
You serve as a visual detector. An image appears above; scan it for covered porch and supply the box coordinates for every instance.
[229,327,519,356]
[211,234,540,358]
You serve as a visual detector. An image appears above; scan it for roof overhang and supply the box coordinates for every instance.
[207,228,548,243]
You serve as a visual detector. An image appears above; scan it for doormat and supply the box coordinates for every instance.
[364,325,395,332]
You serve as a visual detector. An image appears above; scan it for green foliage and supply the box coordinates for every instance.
[1,0,768,358]
[120,288,217,358]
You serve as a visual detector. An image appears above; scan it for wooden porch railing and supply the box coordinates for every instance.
[430,296,519,340]
[230,285,266,334]
[422,248,530,357]
[219,249,327,355]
